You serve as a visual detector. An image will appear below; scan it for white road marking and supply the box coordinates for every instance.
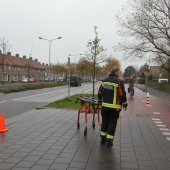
[157,124,166,127]
[159,128,169,131]
[153,112,160,115]
[13,88,68,101]
[12,84,96,101]
[154,121,163,124]
[162,132,170,135]
[152,118,160,121]
[166,137,170,141]
[0,101,6,104]
[83,86,99,93]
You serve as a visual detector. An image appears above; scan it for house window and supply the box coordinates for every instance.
[12,74,18,81]
[13,66,17,70]
[4,65,7,70]
[21,74,26,79]
[3,74,8,81]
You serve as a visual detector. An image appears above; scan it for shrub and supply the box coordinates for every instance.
[138,78,145,84]
[0,82,68,93]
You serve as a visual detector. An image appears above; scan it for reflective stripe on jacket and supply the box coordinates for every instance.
[101,81,121,109]
[98,75,127,110]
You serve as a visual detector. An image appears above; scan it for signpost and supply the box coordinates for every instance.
[68,57,71,100]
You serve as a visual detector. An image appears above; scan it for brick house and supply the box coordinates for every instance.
[0,51,49,82]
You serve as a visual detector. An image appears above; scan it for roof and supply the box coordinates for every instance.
[0,54,47,70]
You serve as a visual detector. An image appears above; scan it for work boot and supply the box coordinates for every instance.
[100,136,106,145]
[106,139,113,147]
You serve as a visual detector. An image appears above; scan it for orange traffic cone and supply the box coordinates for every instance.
[0,113,8,132]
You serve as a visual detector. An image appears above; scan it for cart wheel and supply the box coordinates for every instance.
[77,122,80,129]
[84,128,87,136]
[92,123,95,129]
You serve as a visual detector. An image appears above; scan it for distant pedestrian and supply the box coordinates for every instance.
[98,66,127,147]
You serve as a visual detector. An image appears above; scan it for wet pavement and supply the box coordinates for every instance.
[136,84,170,102]
[0,87,170,170]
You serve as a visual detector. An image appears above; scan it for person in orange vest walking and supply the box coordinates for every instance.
[98,66,127,147]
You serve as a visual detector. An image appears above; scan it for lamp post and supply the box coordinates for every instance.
[69,53,82,76]
[67,57,71,100]
[38,36,62,81]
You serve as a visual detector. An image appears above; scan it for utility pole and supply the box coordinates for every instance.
[68,57,71,100]
[145,58,150,92]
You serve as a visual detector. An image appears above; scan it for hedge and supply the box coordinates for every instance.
[0,82,68,93]
[148,82,170,93]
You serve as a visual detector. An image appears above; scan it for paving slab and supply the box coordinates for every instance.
[0,87,170,169]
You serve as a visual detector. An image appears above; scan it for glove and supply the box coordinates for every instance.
[97,99,102,105]
[123,103,128,111]
[123,106,127,111]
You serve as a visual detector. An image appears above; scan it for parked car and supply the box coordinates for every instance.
[70,76,82,86]
[158,78,168,83]
[21,78,29,83]
[29,78,37,83]
[57,76,64,82]
[21,78,37,83]
[91,78,97,82]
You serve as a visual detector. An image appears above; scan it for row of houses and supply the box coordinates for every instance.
[0,51,50,82]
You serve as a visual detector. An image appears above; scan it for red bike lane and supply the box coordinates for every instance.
[124,86,170,139]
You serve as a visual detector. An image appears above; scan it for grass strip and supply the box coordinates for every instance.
[46,93,97,109]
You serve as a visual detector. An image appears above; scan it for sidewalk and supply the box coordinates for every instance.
[136,84,170,102]
[0,88,170,170]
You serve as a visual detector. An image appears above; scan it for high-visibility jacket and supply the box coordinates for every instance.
[98,74,127,110]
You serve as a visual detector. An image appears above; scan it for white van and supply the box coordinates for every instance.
[158,78,168,83]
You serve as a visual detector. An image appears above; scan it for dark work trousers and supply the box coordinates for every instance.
[101,107,120,138]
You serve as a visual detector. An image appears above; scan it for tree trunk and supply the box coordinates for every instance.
[168,60,170,84]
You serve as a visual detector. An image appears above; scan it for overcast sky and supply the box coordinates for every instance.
[0,0,146,70]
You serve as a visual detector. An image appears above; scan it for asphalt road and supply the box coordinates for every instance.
[0,82,100,118]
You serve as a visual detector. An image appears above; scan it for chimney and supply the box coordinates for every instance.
[46,64,48,66]
[29,57,32,60]
[7,52,11,56]
[42,63,45,66]
[16,54,19,57]
[35,58,38,62]
[23,55,26,59]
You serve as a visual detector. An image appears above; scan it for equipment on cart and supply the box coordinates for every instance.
[77,96,101,136]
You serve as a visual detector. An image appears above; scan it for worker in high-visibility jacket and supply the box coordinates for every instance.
[98,66,127,147]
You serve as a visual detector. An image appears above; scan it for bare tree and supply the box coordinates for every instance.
[117,0,170,82]
[0,37,10,85]
[24,59,31,86]
[86,26,106,96]
[77,57,93,80]
[52,63,67,79]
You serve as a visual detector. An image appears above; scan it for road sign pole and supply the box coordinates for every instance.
[68,57,70,100]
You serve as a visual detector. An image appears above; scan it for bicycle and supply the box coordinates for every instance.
[128,85,134,97]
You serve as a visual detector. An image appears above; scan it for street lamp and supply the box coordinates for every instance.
[38,36,62,81]
[69,53,82,75]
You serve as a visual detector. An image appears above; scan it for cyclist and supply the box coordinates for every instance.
[128,76,135,94]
